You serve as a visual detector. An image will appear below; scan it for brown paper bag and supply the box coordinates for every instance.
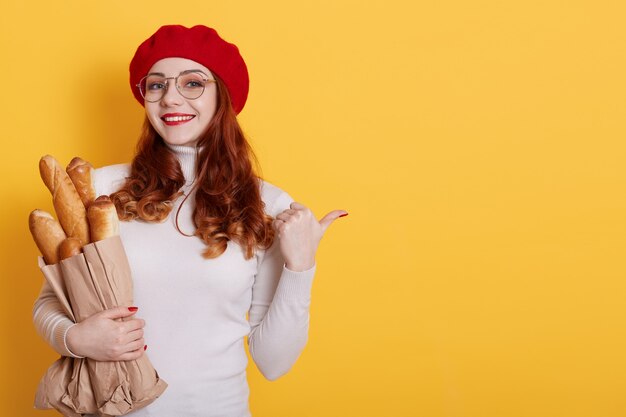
[34,236,167,416]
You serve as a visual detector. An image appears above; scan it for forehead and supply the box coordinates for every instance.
[147,57,212,76]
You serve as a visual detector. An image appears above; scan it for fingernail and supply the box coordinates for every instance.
[128,306,138,312]
[339,212,349,218]
[144,345,147,351]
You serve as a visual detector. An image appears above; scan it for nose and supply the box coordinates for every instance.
[160,79,184,106]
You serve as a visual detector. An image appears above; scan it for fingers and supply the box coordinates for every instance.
[117,344,146,361]
[123,318,146,332]
[124,337,145,353]
[100,305,139,320]
[72,306,149,361]
[113,319,145,347]
[125,327,144,343]
[102,309,146,361]
[290,201,306,210]
[319,210,348,232]
[109,328,145,361]
[274,206,306,230]
[276,203,348,233]
[275,210,296,222]
[277,203,311,222]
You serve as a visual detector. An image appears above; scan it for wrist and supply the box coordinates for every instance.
[65,323,85,358]
[285,259,315,272]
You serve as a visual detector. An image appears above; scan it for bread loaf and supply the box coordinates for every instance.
[39,155,90,245]
[66,157,95,208]
[29,210,67,265]
[87,195,120,242]
[59,237,83,260]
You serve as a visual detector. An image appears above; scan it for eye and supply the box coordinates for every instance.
[185,80,204,88]
[147,81,166,91]
[180,74,207,90]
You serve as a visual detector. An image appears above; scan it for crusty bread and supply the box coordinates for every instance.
[66,157,95,208]
[39,155,90,245]
[59,237,83,260]
[87,195,119,242]
[29,210,67,265]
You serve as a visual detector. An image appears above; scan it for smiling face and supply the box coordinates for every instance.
[144,57,218,147]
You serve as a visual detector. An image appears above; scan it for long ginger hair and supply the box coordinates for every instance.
[110,77,275,259]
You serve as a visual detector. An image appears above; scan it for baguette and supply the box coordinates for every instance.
[87,195,119,242]
[29,210,67,265]
[66,157,95,208]
[59,237,83,260]
[39,155,90,245]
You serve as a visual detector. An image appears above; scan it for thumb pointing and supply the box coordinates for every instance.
[319,210,348,233]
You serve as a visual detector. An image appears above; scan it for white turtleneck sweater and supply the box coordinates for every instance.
[32,145,315,417]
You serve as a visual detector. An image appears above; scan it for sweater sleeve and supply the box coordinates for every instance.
[247,187,316,381]
[32,279,83,358]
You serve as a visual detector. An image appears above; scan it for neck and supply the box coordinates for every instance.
[166,144,198,185]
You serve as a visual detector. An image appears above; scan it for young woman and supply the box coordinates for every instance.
[33,24,346,417]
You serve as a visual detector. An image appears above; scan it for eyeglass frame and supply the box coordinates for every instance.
[136,69,216,102]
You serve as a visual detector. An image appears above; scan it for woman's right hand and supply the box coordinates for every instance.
[66,306,146,361]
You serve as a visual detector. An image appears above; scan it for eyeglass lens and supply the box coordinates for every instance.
[140,72,208,101]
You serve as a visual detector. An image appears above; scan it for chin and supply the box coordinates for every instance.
[162,137,198,147]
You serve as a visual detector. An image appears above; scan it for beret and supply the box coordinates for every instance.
[129,25,249,114]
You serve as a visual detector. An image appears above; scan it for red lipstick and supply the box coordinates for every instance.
[161,113,196,126]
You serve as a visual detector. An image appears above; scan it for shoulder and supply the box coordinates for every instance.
[93,163,131,196]
[260,180,294,217]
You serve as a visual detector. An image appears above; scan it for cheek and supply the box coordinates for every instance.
[145,106,162,129]
[196,92,218,127]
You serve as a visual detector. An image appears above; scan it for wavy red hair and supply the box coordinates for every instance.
[110,77,274,259]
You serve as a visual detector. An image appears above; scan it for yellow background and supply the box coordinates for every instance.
[1,1,626,416]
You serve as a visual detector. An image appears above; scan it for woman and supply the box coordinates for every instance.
[33,24,346,417]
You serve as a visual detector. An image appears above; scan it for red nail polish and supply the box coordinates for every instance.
[128,306,138,312]
[339,212,349,218]
[144,345,147,351]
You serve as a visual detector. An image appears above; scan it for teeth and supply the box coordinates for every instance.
[163,115,194,122]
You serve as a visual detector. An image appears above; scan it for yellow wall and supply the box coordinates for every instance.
[2,1,626,416]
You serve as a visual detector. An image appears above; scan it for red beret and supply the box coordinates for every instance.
[129,25,249,114]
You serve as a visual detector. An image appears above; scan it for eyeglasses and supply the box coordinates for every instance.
[137,70,216,102]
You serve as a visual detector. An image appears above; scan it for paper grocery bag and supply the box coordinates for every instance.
[34,356,91,417]
[35,236,167,416]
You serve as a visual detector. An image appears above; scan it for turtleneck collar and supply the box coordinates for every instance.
[166,144,199,186]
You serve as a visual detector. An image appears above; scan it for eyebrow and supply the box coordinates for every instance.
[146,69,211,78]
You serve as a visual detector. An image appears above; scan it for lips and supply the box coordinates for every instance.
[161,113,196,126]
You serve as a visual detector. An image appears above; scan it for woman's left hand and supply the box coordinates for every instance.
[274,202,347,272]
